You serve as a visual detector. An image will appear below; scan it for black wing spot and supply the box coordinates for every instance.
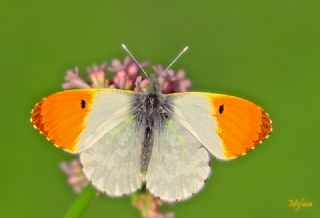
[81,99,86,109]
[219,104,224,114]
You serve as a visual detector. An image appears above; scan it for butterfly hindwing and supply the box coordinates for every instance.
[169,92,272,160]
[146,119,211,202]
[80,116,144,196]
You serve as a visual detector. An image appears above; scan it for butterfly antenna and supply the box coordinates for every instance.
[121,44,150,79]
[162,46,189,74]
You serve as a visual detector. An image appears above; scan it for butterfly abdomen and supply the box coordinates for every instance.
[141,126,154,173]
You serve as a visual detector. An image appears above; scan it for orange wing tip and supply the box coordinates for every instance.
[30,98,69,149]
[210,95,272,159]
[31,98,78,152]
[30,90,96,153]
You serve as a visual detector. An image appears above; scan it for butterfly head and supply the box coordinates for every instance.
[146,74,160,95]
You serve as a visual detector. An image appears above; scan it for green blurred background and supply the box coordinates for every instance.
[0,0,319,217]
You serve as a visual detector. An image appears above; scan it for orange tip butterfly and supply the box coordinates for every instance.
[31,45,272,202]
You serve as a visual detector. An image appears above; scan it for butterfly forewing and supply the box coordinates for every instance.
[168,92,272,160]
[31,89,134,153]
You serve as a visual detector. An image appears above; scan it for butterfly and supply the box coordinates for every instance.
[31,46,272,202]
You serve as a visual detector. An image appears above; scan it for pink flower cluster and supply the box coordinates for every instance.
[62,57,191,93]
[153,65,191,94]
[60,159,89,194]
[132,192,174,218]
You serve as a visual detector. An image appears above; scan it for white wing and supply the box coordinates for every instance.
[146,119,211,202]
[80,117,144,196]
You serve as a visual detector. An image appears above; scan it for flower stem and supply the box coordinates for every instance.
[64,185,96,218]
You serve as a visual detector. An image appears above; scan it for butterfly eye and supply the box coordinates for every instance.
[81,99,86,109]
[218,104,224,114]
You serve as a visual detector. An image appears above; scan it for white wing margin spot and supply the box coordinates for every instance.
[80,117,144,196]
[146,120,211,202]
